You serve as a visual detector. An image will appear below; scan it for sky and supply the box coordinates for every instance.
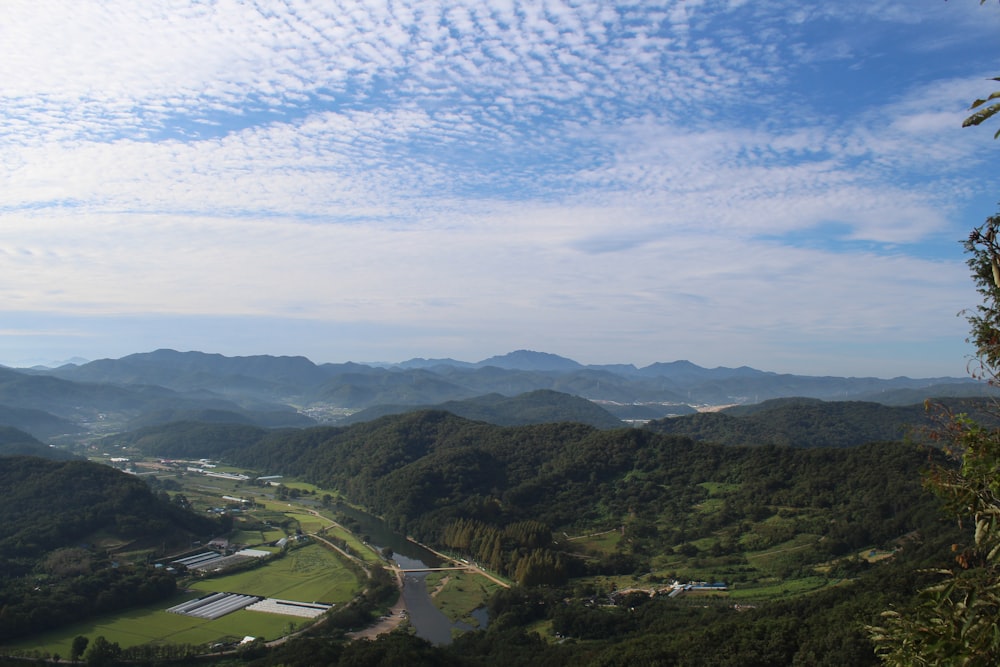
[2,1,999,378]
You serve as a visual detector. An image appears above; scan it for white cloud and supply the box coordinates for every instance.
[1,0,996,375]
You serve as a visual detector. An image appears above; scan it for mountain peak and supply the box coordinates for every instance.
[476,350,583,371]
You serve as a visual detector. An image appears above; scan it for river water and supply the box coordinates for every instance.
[335,504,488,645]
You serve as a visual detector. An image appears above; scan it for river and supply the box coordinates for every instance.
[334,504,488,645]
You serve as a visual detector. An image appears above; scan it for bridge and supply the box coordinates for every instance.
[398,566,473,573]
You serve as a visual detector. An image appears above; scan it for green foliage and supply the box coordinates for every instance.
[70,635,88,661]
[868,411,1000,665]
[646,397,954,448]
[342,389,625,429]
[83,635,122,667]
[0,457,219,643]
[0,426,75,459]
[963,84,1000,139]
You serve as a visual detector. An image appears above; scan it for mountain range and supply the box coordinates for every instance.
[1,348,993,442]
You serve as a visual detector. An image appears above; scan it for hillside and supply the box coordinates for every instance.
[644,397,1000,448]
[0,426,76,460]
[214,409,963,665]
[0,363,312,441]
[338,389,625,428]
[0,457,221,642]
[224,411,946,557]
[102,420,272,458]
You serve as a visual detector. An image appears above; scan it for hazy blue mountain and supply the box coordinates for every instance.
[475,349,584,371]
[2,362,307,439]
[19,349,987,429]
[45,348,331,397]
[0,404,80,440]
[394,357,477,369]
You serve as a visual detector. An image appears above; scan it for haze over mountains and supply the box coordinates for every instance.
[0,348,991,444]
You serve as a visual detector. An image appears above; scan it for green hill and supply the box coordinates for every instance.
[339,389,625,428]
[0,426,76,460]
[643,397,976,448]
[224,409,957,666]
[227,411,945,559]
[0,457,220,643]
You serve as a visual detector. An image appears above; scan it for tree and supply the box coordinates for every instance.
[867,402,1000,665]
[84,635,122,667]
[70,635,89,661]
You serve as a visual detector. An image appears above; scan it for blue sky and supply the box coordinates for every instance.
[2,1,999,377]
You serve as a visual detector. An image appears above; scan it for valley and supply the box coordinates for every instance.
[0,350,991,665]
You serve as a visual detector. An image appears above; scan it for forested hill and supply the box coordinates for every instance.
[103,420,273,459]
[225,411,946,555]
[337,389,625,428]
[0,457,221,642]
[643,397,996,448]
[0,457,218,567]
[0,426,76,459]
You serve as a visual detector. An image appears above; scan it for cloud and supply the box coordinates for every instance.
[0,0,996,375]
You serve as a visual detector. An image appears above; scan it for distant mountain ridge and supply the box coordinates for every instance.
[4,348,993,442]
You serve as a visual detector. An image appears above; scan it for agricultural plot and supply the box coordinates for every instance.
[1,597,295,657]
[189,542,360,604]
[2,543,361,657]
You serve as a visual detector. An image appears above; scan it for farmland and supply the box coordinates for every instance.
[3,541,361,657]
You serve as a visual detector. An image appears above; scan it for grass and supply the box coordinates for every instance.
[726,575,837,600]
[2,542,362,657]
[565,528,622,555]
[189,543,361,604]
[425,571,501,626]
[1,595,298,656]
[313,518,383,565]
[694,498,726,515]
[698,482,740,496]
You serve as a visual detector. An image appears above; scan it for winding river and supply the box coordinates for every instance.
[335,505,488,645]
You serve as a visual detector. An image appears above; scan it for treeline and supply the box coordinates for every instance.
[101,420,273,458]
[0,564,176,643]
[441,518,566,585]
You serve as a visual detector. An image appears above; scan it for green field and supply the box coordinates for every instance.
[726,575,837,600]
[190,542,361,604]
[1,595,297,657]
[2,542,362,657]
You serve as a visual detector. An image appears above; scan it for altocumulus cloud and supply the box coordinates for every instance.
[0,0,997,376]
